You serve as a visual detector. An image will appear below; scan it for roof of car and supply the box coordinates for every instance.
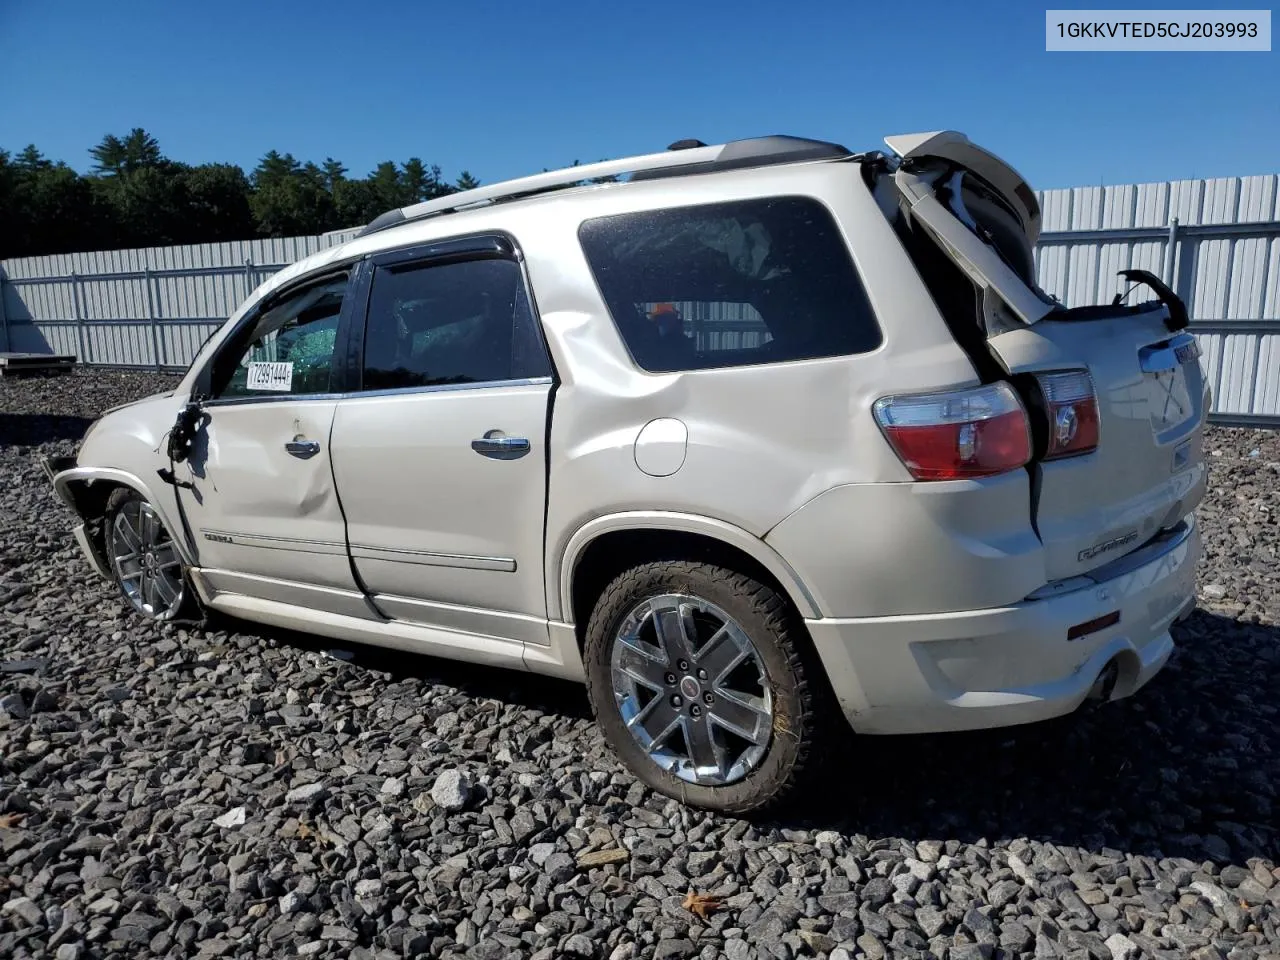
[357,135,860,241]
[249,135,869,311]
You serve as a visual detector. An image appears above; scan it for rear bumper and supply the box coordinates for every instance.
[808,516,1199,735]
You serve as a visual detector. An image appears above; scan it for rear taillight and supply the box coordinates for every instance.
[873,382,1031,481]
[1036,371,1099,459]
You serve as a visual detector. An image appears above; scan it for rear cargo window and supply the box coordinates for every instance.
[579,197,880,373]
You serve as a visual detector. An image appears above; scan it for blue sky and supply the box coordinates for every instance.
[1,0,1276,190]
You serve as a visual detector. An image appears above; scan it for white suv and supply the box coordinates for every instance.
[44,132,1207,812]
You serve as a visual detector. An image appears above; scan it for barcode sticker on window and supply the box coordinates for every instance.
[246,361,293,392]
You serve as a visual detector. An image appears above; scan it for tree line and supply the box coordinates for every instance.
[0,128,483,260]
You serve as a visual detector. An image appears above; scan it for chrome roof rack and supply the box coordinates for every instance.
[357,135,852,238]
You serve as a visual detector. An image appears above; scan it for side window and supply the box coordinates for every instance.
[579,197,881,373]
[215,275,348,399]
[360,257,550,391]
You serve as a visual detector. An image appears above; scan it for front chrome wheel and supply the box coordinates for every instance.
[610,593,773,786]
[108,498,186,619]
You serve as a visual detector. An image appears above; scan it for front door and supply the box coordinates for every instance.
[177,271,366,616]
[328,240,555,643]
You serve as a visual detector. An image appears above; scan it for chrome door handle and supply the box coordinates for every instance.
[471,436,530,459]
[285,439,321,459]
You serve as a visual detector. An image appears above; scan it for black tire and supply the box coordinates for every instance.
[103,487,196,622]
[583,560,827,814]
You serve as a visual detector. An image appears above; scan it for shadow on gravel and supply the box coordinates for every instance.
[789,609,1279,866]
[0,412,95,446]
[209,612,594,721]
[216,606,1278,866]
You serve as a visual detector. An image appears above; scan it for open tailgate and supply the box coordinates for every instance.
[883,131,1208,582]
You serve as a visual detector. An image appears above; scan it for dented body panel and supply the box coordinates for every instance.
[44,130,1204,738]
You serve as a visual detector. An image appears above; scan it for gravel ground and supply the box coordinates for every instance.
[1,368,1277,960]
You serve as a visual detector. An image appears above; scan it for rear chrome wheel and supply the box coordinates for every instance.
[107,492,187,620]
[611,594,772,786]
[585,560,827,814]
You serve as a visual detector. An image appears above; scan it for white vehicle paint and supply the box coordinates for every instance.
[45,133,1206,812]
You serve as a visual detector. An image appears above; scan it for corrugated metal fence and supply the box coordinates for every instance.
[0,231,361,369]
[2,175,1277,424]
[1036,175,1279,426]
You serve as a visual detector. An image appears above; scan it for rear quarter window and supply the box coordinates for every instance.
[578,196,880,373]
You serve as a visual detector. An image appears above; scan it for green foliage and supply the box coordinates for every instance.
[0,130,483,259]
[250,151,336,238]
[89,128,163,175]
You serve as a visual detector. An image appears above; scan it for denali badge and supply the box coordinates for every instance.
[1078,531,1138,563]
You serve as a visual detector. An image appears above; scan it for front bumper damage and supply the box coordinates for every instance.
[39,454,112,579]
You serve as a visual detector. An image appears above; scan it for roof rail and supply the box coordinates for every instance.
[357,135,852,238]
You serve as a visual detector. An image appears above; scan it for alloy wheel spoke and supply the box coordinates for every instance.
[695,625,749,684]
[652,603,694,665]
[683,715,721,774]
[631,694,681,752]
[133,508,147,552]
[610,592,773,787]
[153,571,179,606]
[708,689,771,744]
[616,635,672,691]
[116,514,143,553]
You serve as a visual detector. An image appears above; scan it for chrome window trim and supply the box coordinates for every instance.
[201,391,349,409]
[348,376,553,401]
[199,376,553,408]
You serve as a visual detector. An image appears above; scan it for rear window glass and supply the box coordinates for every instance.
[579,197,880,373]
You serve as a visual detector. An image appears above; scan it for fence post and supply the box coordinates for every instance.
[144,268,165,370]
[1162,217,1180,287]
[0,273,10,353]
[71,271,89,364]
[244,257,254,298]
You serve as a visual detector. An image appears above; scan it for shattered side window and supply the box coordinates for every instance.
[217,276,347,398]
[579,196,881,373]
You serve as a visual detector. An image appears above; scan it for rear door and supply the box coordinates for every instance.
[884,131,1209,581]
[328,236,555,643]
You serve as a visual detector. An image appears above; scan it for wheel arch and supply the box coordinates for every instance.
[555,512,821,633]
[53,467,197,567]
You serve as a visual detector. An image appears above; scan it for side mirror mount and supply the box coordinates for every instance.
[192,360,213,401]
[167,401,208,465]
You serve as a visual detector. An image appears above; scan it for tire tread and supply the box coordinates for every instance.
[583,559,830,814]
